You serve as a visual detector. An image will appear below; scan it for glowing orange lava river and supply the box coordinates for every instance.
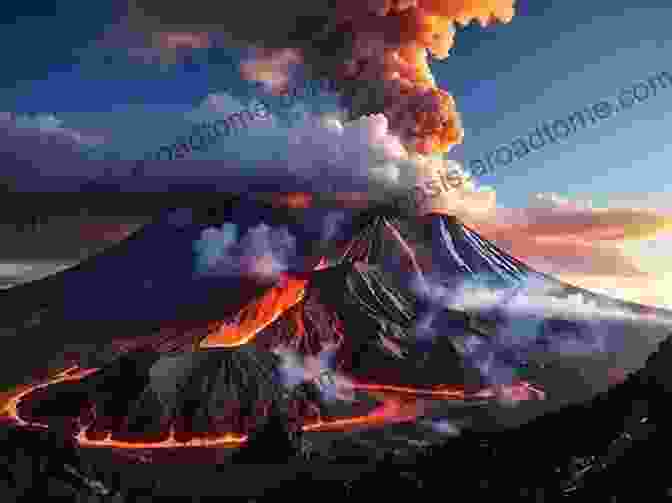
[0,365,545,451]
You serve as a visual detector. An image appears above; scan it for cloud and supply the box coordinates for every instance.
[454,192,672,285]
[193,222,296,282]
[135,104,414,192]
[0,92,351,195]
[411,272,672,389]
[189,92,253,119]
[9,60,467,200]
[125,0,516,159]
[240,48,304,94]
[447,277,663,325]
[549,272,672,311]
[574,192,672,214]
[272,343,355,403]
[531,192,594,211]
[283,113,408,185]
[76,85,424,195]
[8,113,106,146]
[0,113,95,146]
[463,193,672,310]
[419,418,462,436]
[85,18,220,69]
[388,154,487,212]
[0,113,110,190]
[473,191,672,241]
[522,201,672,243]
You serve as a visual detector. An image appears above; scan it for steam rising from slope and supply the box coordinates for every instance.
[412,272,672,388]
[273,343,356,402]
[193,223,297,282]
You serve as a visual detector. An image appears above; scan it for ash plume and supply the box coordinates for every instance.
[126,0,516,204]
[128,0,515,156]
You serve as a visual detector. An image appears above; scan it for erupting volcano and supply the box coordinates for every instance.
[5,200,670,455]
[2,0,671,463]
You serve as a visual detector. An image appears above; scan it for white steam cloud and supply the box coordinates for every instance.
[411,273,672,389]
[193,222,296,281]
[272,343,355,403]
[321,211,347,242]
[419,418,463,437]
[278,112,409,186]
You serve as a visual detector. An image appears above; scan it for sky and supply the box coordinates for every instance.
[2,1,670,202]
[1,0,672,308]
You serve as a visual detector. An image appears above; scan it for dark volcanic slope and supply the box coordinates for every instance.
[5,201,672,451]
[3,202,669,357]
[436,327,672,500]
[333,208,672,318]
[296,207,672,393]
[251,260,484,387]
[0,200,341,387]
[0,199,325,327]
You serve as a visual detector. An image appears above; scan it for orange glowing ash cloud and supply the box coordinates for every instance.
[248,0,515,156]
[130,0,516,157]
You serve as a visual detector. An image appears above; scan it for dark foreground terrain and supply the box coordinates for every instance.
[2,331,671,502]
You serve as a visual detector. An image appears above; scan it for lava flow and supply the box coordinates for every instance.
[0,363,543,450]
[200,258,331,349]
[353,381,546,401]
[200,274,309,349]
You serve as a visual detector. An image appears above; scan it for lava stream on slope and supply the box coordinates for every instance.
[0,365,542,450]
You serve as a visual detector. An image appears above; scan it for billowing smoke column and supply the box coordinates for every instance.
[127,0,515,163]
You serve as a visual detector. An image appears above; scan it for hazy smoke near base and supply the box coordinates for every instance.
[273,344,356,403]
[420,418,462,436]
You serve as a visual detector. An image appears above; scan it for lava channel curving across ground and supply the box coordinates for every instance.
[0,365,544,450]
